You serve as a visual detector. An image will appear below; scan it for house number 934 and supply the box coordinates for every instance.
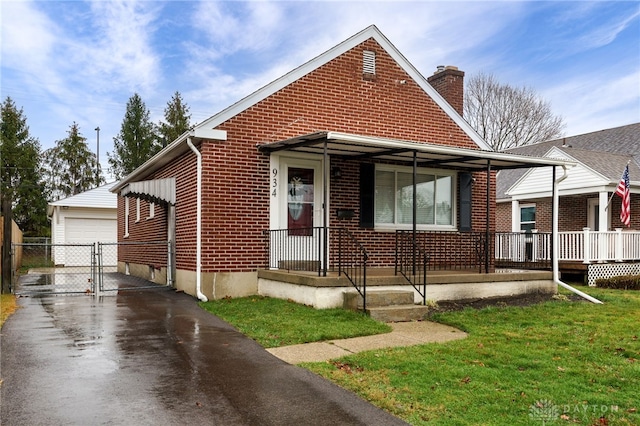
[272,168,277,197]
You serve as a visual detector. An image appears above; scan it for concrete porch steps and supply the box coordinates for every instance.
[343,289,429,322]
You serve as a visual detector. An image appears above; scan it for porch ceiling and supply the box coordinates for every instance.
[257,131,574,171]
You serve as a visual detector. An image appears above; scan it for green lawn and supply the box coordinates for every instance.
[201,289,639,425]
[199,296,391,348]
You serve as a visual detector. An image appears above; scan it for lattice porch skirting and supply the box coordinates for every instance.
[587,263,640,286]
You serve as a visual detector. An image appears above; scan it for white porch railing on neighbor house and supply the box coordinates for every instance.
[495,229,640,264]
[495,232,552,264]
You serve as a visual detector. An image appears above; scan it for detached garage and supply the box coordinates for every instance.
[48,182,117,266]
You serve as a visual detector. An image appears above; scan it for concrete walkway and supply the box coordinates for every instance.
[267,321,467,364]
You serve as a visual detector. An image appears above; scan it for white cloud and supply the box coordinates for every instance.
[192,1,285,58]
[84,0,162,94]
[544,69,640,136]
[181,1,528,127]
[0,1,68,101]
[578,9,640,50]
[1,0,637,162]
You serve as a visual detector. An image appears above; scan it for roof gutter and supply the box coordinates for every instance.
[552,165,603,304]
[186,137,208,302]
[320,132,574,168]
[111,128,227,193]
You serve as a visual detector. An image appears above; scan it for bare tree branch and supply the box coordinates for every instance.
[464,72,565,151]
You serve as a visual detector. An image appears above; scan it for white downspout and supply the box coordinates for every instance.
[553,165,603,304]
[187,137,208,302]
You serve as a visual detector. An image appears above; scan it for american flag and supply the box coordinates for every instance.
[615,165,630,227]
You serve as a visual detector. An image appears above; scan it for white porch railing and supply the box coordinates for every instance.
[495,229,640,264]
[495,232,551,263]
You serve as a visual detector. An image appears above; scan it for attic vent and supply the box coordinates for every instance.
[363,50,376,75]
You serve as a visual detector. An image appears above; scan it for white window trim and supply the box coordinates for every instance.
[519,203,536,232]
[146,202,155,220]
[124,197,130,238]
[135,198,141,223]
[374,164,457,231]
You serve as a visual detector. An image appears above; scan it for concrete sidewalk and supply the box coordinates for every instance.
[267,321,467,364]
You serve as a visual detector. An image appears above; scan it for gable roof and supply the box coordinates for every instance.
[48,182,117,215]
[506,147,640,199]
[554,148,639,181]
[113,25,491,193]
[497,122,640,199]
[196,25,490,151]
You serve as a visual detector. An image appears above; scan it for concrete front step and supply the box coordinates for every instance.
[343,289,415,310]
[366,305,430,322]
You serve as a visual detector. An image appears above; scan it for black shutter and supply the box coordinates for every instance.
[360,163,375,228]
[459,172,472,232]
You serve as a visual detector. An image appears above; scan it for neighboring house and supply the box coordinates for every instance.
[496,123,640,283]
[48,182,117,266]
[497,123,640,233]
[111,25,568,305]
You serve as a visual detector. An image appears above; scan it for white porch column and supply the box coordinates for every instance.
[615,228,623,262]
[598,191,609,231]
[511,199,520,232]
[583,227,591,264]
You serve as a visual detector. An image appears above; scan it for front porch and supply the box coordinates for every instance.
[257,267,555,310]
[496,229,640,285]
[262,227,555,317]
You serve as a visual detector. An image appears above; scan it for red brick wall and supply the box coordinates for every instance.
[120,37,492,272]
[496,202,511,232]
[116,197,168,267]
[427,67,465,116]
[117,150,199,270]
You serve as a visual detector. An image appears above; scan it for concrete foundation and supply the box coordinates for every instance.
[117,261,167,285]
[258,269,557,309]
[174,269,258,300]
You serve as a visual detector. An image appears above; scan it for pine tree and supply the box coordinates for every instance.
[44,122,103,200]
[108,93,161,179]
[159,91,191,146]
[0,97,49,236]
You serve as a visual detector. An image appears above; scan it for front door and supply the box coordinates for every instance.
[286,167,315,235]
[269,157,325,270]
[588,198,600,231]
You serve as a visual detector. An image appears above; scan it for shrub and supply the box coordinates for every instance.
[595,274,640,290]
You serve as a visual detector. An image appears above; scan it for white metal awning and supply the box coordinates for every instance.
[119,177,176,205]
[257,131,574,171]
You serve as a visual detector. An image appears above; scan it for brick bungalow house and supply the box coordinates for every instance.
[111,25,569,306]
[496,123,640,284]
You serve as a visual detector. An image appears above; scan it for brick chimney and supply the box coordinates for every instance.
[427,65,465,116]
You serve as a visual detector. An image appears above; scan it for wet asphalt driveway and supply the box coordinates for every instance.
[1,282,408,425]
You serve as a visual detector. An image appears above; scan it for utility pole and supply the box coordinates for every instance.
[95,126,100,186]
[2,195,13,294]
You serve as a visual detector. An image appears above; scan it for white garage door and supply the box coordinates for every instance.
[65,218,117,266]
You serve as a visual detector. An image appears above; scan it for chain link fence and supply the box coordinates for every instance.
[12,243,96,295]
[11,240,172,296]
[97,241,172,292]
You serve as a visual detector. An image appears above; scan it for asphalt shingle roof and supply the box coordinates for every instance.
[497,123,640,199]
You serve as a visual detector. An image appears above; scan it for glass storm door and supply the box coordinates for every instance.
[276,160,324,271]
[287,167,315,236]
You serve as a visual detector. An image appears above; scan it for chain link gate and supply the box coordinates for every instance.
[96,241,173,294]
[11,243,97,295]
[11,241,172,296]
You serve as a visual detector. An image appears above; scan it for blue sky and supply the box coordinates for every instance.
[2,1,639,180]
